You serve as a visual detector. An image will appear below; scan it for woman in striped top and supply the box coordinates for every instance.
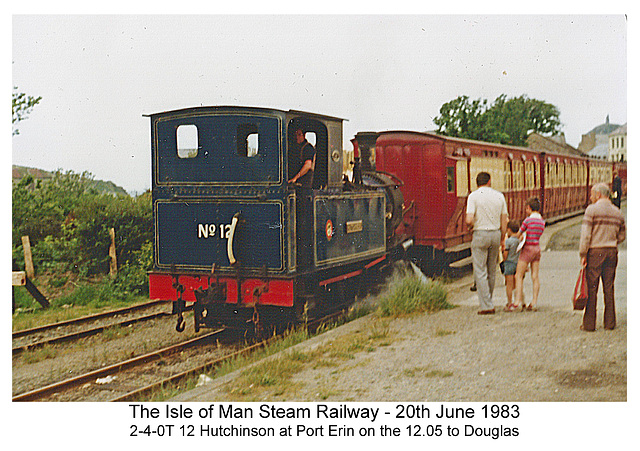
[514,198,546,311]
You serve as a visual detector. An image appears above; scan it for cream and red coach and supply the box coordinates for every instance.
[369,131,624,273]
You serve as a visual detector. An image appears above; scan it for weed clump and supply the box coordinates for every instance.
[377,275,453,317]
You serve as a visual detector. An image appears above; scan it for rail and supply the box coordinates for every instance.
[12,329,225,402]
[12,300,170,339]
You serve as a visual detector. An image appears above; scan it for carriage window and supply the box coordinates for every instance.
[524,161,533,189]
[177,124,198,158]
[514,161,522,190]
[446,167,455,192]
[237,123,259,158]
[456,160,468,196]
[569,164,574,184]
[503,161,509,190]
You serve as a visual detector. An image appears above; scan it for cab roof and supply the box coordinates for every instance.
[144,105,346,123]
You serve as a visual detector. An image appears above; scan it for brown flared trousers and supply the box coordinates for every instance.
[582,247,618,331]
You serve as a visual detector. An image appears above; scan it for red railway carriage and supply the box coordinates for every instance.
[372,131,621,273]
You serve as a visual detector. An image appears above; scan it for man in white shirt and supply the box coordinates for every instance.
[465,172,509,314]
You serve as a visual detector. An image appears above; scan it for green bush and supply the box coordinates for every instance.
[377,275,453,317]
[61,191,153,275]
[114,241,153,295]
[12,170,153,301]
[12,171,97,248]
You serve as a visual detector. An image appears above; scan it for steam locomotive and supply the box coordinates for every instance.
[147,106,625,332]
[147,106,405,332]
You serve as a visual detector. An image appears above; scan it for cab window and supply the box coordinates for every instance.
[177,124,198,158]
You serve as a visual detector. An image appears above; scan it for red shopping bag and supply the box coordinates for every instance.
[572,265,588,310]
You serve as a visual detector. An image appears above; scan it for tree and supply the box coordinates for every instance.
[12,87,42,135]
[433,95,490,141]
[433,94,562,146]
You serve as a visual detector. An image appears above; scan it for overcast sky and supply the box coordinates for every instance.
[12,15,627,194]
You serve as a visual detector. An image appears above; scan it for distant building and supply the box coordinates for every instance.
[526,132,585,156]
[12,165,53,182]
[587,138,611,160]
[578,115,621,159]
[608,123,627,162]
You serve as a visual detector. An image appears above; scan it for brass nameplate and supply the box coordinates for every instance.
[346,220,363,233]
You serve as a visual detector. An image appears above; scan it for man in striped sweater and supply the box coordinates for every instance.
[579,183,626,331]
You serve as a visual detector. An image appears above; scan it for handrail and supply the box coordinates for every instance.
[227,212,241,266]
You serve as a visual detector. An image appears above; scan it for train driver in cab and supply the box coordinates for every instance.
[288,128,316,188]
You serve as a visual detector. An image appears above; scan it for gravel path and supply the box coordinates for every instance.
[289,252,626,402]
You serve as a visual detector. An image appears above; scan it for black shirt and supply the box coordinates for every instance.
[612,176,622,207]
[296,140,315,188]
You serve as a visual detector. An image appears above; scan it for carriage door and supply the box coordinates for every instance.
[445,156,469,239]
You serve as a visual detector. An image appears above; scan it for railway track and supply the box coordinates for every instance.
[12,329,227,401]
[12,307,351,402]
[111,308,349,402]
[12,300,172,354]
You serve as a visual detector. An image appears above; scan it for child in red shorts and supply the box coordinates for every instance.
[514,198,545,311]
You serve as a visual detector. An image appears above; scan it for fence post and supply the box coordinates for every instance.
[12,258,49,309]
[109,228,118,277]
[21,235,35,279]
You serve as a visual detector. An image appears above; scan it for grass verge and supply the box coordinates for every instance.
[377,274,454,317]
[12,277,147,332]
[220,317,393,401]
